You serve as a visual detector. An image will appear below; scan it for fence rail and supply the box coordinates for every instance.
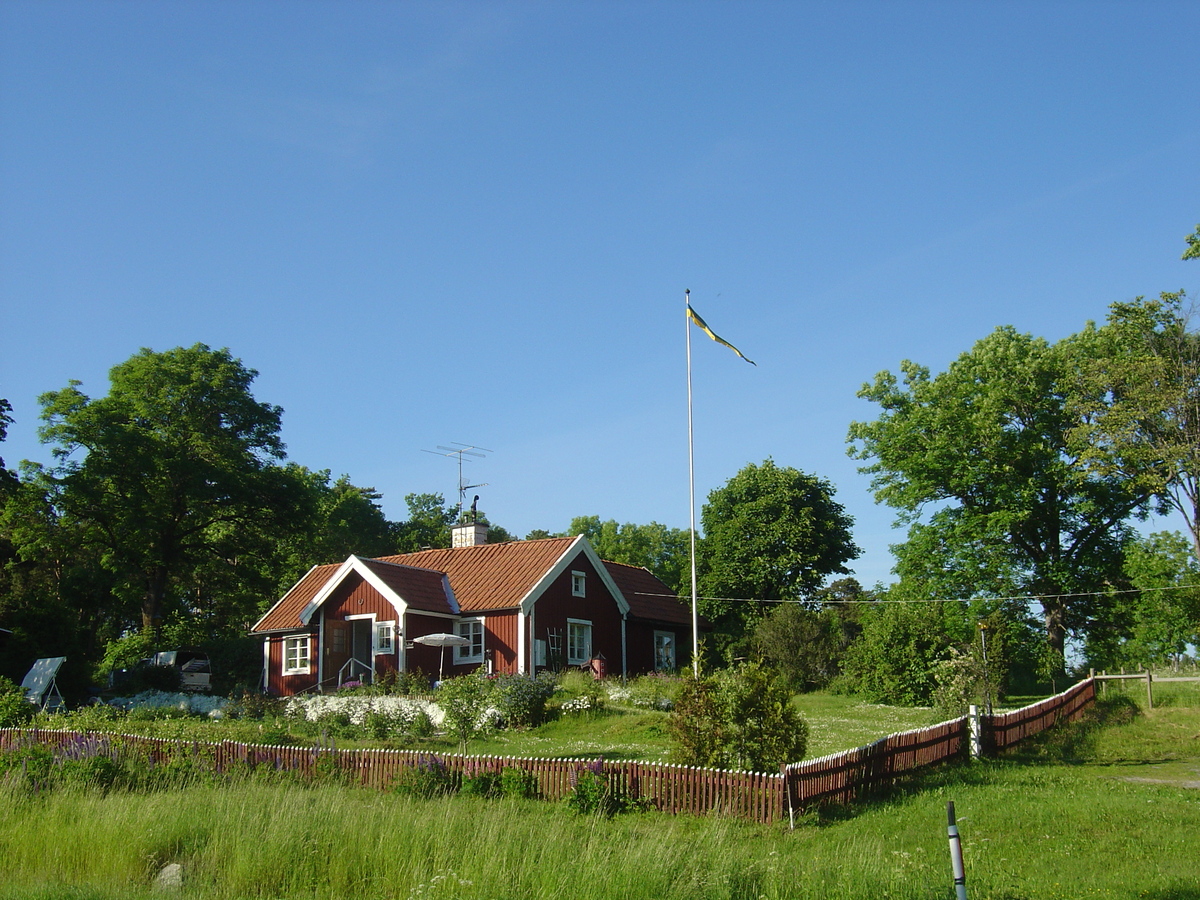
[1,679,1098,827]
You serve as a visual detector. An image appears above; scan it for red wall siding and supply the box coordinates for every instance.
[264,633,318,696]
[532,555,624,674]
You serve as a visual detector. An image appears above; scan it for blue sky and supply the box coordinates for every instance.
[1,1,1197,588]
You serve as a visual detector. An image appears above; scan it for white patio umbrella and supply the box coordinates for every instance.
[411,632,471,682]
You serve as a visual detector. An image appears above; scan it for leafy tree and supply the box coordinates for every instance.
[848,326,1154,663]
[698,460,859,656]
[750,578,868,691]
[567,516,690,593]
[393,493,456,552]
[0,399,16,492]
[1087,531,1200,670]
[1183,224,1200,261]
[841,596,964,706]
[30,344,310,636]
[1071,293,1200,561]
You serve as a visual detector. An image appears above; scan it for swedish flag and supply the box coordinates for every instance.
[687,304,756,366]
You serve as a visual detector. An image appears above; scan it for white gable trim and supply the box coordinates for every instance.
[297,556,440,625]
[518,536,631,616]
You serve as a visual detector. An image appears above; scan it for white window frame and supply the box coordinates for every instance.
[375,620,396,655]
[571,570,587,597]
[653,630,676,672]
[567,618,592,665]
[283,635,312,675]
[455,618,485,665]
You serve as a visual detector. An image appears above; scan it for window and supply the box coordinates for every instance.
[375,620,396,655]
[283,635,311,675]
[567,618,592,665]
[571,571,586,597]
[454,618,484,664]
[654,631,676,672]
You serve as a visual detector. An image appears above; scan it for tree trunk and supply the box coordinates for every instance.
[141,566,169,638]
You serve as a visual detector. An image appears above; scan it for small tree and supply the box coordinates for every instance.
[668,673,727,767]
[669,664,807,771]
[719,662,808,771]
[435,669,495,752]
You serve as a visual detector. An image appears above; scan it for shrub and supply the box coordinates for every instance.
[500,765,538,799]
[0,676,35,727]
[492,672,557,727]
[436,670,496,750]
[669,664,808,771]
[392,754,455,797]
[223,691,285,721]
[621,672,681,710]
[565,760,613,816]
[460,762,501,798]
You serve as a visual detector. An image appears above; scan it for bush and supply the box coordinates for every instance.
[0,676,35,727]
[500,765,539,799]
[492,672,557,727]
[392,754,456,797]
[565,760,614,816]
[669,663,808,771]
[620,672,681,710]
[436,670,496,750]
[224,691,285,721]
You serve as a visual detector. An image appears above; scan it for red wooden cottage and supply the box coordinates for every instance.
[252,524,695,695]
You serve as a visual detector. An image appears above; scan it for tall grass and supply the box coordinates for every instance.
[6,684,1196,899]
[3,706,1199,900]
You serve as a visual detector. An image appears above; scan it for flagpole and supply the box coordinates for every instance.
[686,289,700,676]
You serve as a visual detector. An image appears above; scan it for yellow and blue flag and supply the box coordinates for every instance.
[687,304,756,366]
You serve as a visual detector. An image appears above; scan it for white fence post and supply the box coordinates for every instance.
[968,705,982,759]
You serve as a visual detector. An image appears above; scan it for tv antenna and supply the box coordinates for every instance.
[422,442,492,519]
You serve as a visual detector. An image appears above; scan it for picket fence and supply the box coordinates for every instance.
[1,678,1097,826]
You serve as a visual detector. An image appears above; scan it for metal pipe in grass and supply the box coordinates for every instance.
[947,800,967,900]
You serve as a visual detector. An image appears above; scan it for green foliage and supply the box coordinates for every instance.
[841,599,959,706]
[718,662,808,770]
[669,663,807,770]
[435,669,496,750]
[1087,531,1200,669]
[668,673,727,767]
[698,459,859,657]
[499,764,539,799]
[616,672,682,710]
[564,759,615,815]
[0,676,35,727]
[492,671,557,728]
[849,325,1154,662]
[751,581,867,691]
[1070,293,1200,563]
[392,493,456,553]
[391,753,455,797]
[30,344,312,637]
[1184,223,1200,261]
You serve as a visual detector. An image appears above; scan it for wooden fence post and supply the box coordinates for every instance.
[1146,670,1153,710]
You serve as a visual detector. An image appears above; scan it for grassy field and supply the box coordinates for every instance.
[2,683,1197,899]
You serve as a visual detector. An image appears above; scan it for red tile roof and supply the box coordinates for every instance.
[251,538,692,635]
[358,558,457,616]
[252,563,340,633]
[603,561,693,626]
[380,537,576,612]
